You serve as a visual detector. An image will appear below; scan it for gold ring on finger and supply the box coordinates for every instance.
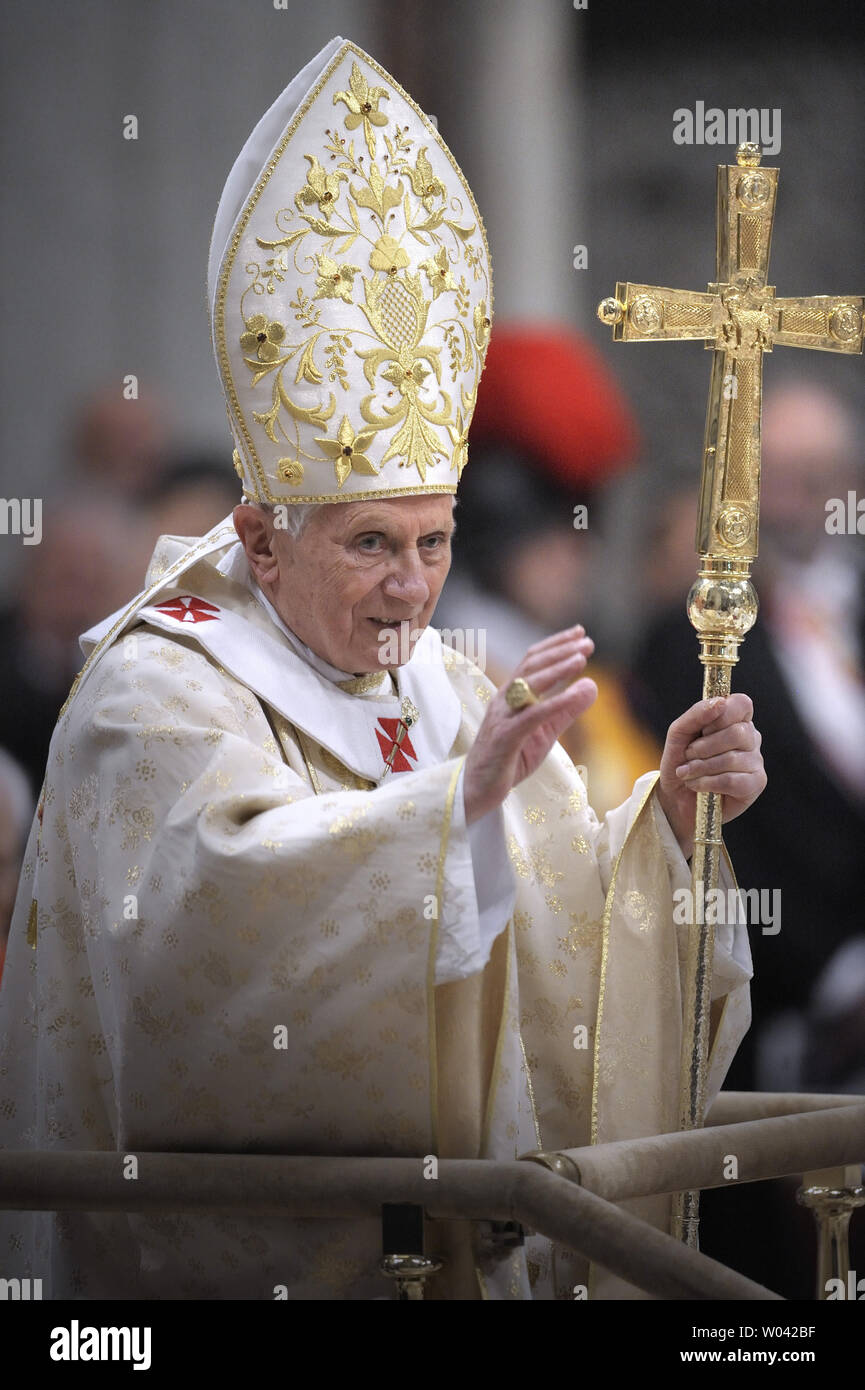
[505,677,539,711]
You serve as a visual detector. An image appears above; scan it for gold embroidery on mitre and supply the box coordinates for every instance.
[277,458,304,485]
[214,43,492,506]
[316,416,379,489]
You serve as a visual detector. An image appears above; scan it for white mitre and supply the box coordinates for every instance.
[208,35,493,507]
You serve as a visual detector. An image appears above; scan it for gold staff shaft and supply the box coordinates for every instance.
[672,546,757,1243]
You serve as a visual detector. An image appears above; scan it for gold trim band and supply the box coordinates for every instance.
[428,757,466,1154]
[246,484,458,505]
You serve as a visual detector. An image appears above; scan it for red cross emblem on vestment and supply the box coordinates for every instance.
[376,700,419,775]
[153,595,220,624]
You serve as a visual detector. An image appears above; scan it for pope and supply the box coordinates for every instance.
[0,36,764,1301]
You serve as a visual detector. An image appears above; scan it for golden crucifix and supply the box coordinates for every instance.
[597,141,864,1246]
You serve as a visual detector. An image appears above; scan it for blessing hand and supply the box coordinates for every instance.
[463,625,597,825]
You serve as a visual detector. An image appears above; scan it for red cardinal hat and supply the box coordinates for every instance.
[469,322,639,487]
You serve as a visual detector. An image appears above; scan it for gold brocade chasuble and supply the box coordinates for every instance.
[0,525,751,1300]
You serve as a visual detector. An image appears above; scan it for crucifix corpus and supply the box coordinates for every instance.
[597,140,864,1245]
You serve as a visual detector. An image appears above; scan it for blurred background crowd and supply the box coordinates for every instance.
[1,0,863,1299]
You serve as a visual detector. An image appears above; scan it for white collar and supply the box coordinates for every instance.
[80,529,462,782]
[217,538,388,688]
[253,580,367,685]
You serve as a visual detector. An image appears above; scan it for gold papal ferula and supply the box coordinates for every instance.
[830,305,863,343]
[686,569,758,640]
[597,296,625,326]
[736,142,762,167]
[716,504,753,548]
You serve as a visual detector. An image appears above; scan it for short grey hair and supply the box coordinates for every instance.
[250,500,322,539]
[250,494,457,541]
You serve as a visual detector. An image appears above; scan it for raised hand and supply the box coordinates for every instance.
[463,625,597,825]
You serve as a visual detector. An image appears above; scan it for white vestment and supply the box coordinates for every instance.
[0,520,752,1300]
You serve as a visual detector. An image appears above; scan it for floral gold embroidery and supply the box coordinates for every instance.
[333,63,390,157]
[401,146,445,211]
[448,405,471,479]
[369,234,409,273]
[473,300,491,346]
[315,415,379,488]
[240,315,287,363]
[314,253,360,304]
[297,155,348,220]
[278,458,304,486]
[421,246,456,299]
[220,46,492,502]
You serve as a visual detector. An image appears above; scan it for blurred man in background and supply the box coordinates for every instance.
[143,454,244,548]
[0,395,235,797]
[436,324,660,817]
[71,388,172,502]
[0,497,150,793]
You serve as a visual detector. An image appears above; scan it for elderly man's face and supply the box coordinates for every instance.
[235,495,455,673]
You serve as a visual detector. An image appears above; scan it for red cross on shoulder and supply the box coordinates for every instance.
[153,595,221,624]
